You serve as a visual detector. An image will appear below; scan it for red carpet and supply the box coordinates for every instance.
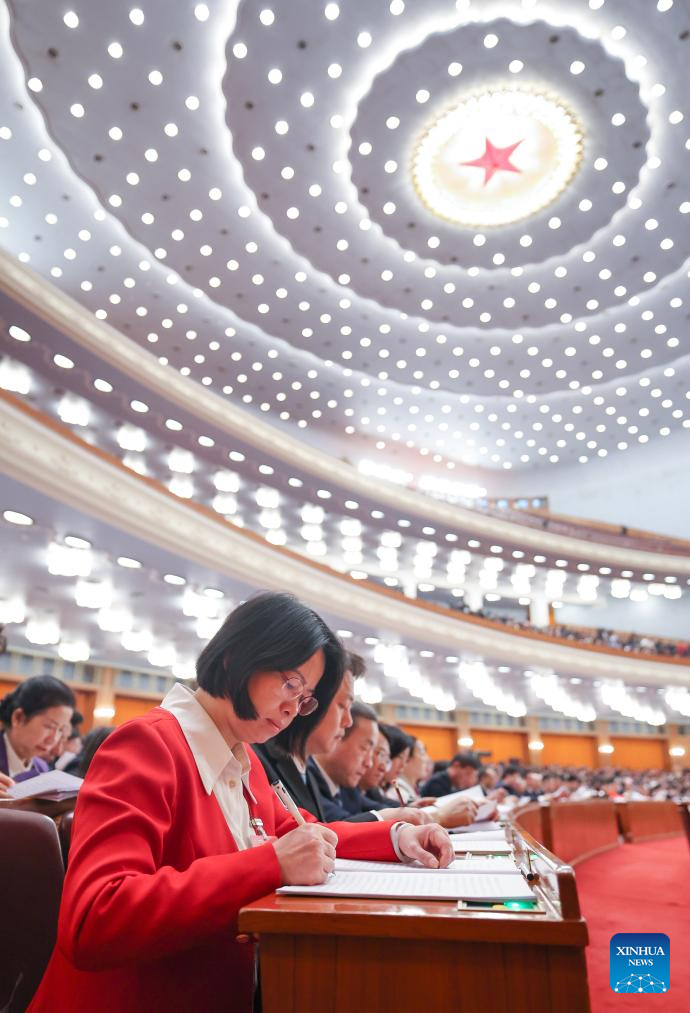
[575,837,690,1012]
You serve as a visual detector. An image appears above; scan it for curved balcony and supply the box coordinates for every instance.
[2,254,690,582]
[1,392,688,706]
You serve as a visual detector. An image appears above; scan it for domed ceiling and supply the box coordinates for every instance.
[1,0,688,474]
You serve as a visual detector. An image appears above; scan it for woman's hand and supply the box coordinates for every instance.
[0,771,15,799]
[273,823,338,885]
[397,823,454,868]
[409,796,438,808]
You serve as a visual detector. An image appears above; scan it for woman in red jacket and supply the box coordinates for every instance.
[30,592,451,1013]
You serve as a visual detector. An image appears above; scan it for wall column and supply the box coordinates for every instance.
[528,594,550,628]
[525,715,545,764]
[594,719,614,761]
[667,723,690,772]
[454,709,473,750]
[464,587,483,612]
[93,667,116,725]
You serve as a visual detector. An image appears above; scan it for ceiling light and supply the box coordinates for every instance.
[117,556,142,569]
[122,629,153,652]
[47,542,92,577]
[58,640,90,663]
[3,509,33,526]
[0,359,31,394]
[25,614,60,645]
[0,597,25,624]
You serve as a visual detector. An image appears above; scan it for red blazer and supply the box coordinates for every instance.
[29,708,397,1013]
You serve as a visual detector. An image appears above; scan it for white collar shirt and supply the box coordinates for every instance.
[3,731,31,777]
[161,683,257,850]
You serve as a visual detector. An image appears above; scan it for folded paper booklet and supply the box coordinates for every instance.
[278,870,534,902]
[5,769,83,802]
[334,857,519,875]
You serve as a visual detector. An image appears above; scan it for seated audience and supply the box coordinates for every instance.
[358,730,397,806]
[75,725,115,777]
[523,771,543,800]
[421,752,481,797]
[378,723,414,801]
[310,701,428,824]
[498,765,526,797]
[29,592,451,1013]
[54,712,84,771]
[0,674,75,796]
[397,737,432,802]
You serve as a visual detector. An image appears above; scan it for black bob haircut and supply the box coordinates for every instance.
[273,648,363,759]
[0,675,76,726]
[196,591,345,722]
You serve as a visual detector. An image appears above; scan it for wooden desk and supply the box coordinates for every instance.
[547,800,620,866]
[513,799,619,865]
[616,800,683,842]
[679,802,690,851]
[0,796,76,820]
[510,801,548,848]
[240,826,591,1013]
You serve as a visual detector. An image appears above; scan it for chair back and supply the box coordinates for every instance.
[58,810,74,868]
[0,809,64,1012]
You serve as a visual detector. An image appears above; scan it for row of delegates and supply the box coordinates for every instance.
[257,671,483,832]
[355,727,486,828]
[0,675,75,795]
[30,592,453,1013]
[255,664,429,826]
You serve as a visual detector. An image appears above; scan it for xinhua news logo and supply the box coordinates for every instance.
[610,933,670,994]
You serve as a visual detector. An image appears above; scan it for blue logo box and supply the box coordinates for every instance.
[610,933,670,993]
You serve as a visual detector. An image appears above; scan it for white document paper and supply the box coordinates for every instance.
[451,826,506,839]
[334,857,518,875]
[434,785,485,806]
[5,769,83,801]
[452,839,513,854]
[278,870,533,902]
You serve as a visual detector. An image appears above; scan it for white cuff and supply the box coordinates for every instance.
[389,821,414,862]
[370,809,384,821]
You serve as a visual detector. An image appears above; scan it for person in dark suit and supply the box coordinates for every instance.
[420,752,482,797]
[311,701,427,824]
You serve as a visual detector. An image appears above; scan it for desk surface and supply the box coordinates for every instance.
[240,891,588,947]
[240,823,591,1013]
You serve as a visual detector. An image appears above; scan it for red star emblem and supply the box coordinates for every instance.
[461,137,523,186]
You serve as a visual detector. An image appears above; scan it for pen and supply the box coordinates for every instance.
[271,779,306,826]
[392,779,406,806]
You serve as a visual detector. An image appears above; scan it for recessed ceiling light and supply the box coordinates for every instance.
[3,510,33,526]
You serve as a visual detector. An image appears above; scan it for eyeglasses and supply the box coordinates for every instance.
[42,720,71,741]
[279,670,319,716]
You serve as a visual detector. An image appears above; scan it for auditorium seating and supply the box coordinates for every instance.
[0,810,64,1012]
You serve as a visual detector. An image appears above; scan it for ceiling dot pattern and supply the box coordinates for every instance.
[1,0,690,474]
